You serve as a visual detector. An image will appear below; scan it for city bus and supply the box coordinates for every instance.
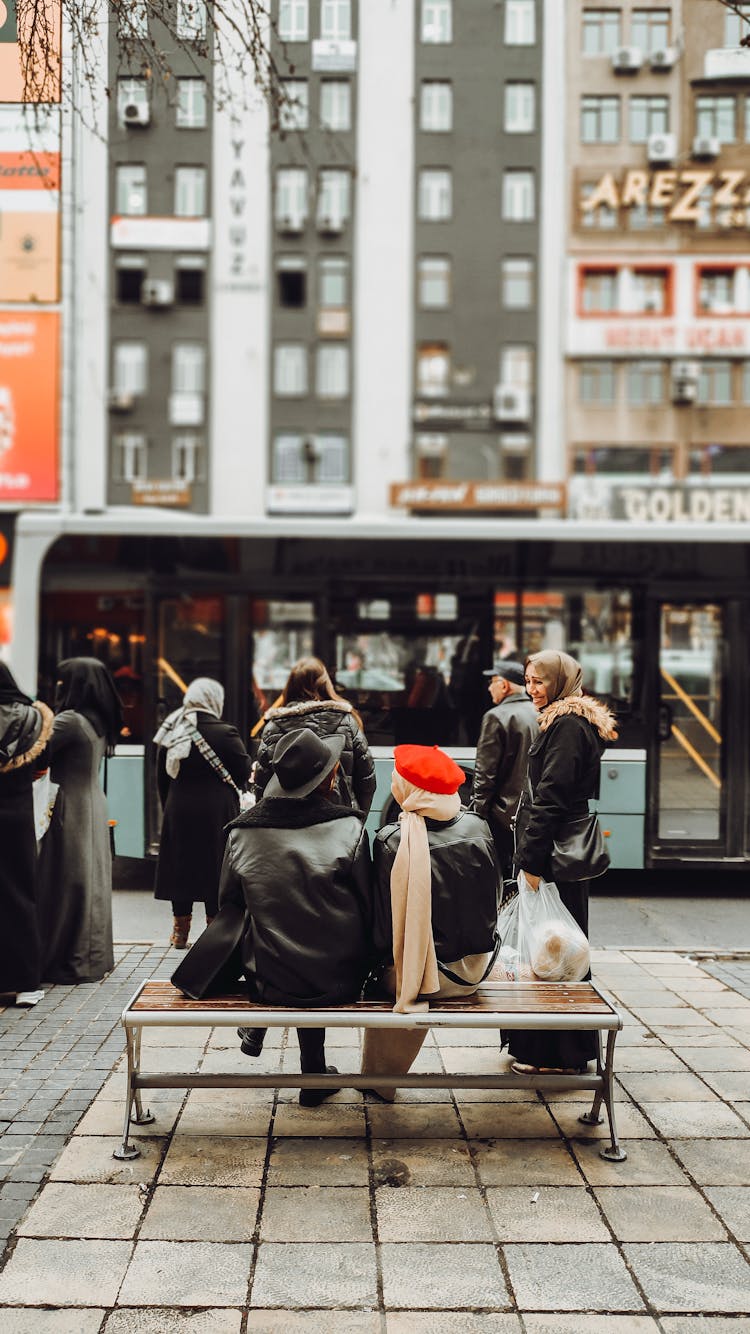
[10,510,749,872]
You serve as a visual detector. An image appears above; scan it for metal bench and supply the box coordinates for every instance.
[115,978,627,1163]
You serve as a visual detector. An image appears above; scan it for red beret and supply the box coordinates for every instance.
[394,744,465,795]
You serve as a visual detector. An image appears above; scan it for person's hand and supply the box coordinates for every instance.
[522,871,541,891]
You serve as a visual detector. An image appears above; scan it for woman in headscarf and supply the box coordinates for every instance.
[154,678,252,949]
[509,649,618,1075]
[0,665,53,1003]
[361,744,501,1100]
[37,658,124,984]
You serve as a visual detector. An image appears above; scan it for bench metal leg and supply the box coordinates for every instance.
[579,1029,605,1127]
[113,1025,153,1161]
[597,1029,627,1161]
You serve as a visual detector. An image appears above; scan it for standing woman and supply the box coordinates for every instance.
[38,657,123,984]
[253,657,376,814]
[154,678,251,949]
[0,665,53,1003]
[510,650,617,1075]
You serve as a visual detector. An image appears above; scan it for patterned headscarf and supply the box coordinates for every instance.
[153,677,225,778]
[526,650,582,705]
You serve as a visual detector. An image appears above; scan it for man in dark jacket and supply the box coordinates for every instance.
[470,659,539,878]
[219,727,373,1106]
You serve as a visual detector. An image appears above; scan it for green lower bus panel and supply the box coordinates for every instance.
[105,751,145,858]
[596,814,644,870]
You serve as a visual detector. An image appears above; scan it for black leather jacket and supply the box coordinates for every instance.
[253,699,376,814]
[373,809,501,965]
[218,795,373,1006]
[471,691,539,834]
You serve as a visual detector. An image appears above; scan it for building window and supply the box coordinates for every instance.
[114,433,147,483]
[502,170,535,221]
[579,360,615,405]
[274,344,307,396]
[690,443,750,475]
[176,78,207,128]
[500,344,533,389]
[320,0,351,40]
[629,95,669,142]
[418,169,452,220]
[504,0,535,45]
[275,167,308,226]
[172,434,203,484]
[175,255,206,304]
[118,0,148,38]
[113,342,148,395]
[115,255,146,303]
[698,268,736,313]
[176,0,207,41]
[316,433,348,483]
[627,200,665,230]
[501,257,534,308]
[319,256,349,308]
[417,343,450,397]
[420,81,453,132]
[725,4,750,45]
[273,434,306,484]
[582,269,618,313]
[279,0,309,41]
[415,433,448,479]
[418,256,451,308]
[581,94,620,143]
[696,95,736,143]
[632,269,668,314]
[582,446,672,476]
[631,8,671,52]
[276,255,307,308]
[580,183,617,229]
[316,344,349,398]
[116,78,149,128]
[582,8,621,54]
[421,0,452,43]
[504,82,535,133]
[172,343,206,394]
[320,80,351,130]
[174,166,207,216]
[280,79,309,131]
[627,360,665,405]
[317,170,350,229]
[697,361,733,405]
[115,164,147,215]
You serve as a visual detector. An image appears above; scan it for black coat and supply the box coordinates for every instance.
[373,810,501,966]
[0,701,53,992]
[471,691,539,835]
[218,795,373,1006]
[513,695,616,880]
[155,712,252,906]
[254,699,376,814]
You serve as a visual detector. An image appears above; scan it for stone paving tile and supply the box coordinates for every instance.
[140,1184,260,1241]
[613,1046,688,1073]
[433,1028,507,1047]
[105,1311,243,1334]
[618,1071,720,1102]
[458,1103,558,1140]
[669,1138,750,1185]
[376,1185,493,1242]
[661,1321,750,1333]
[271,1102,367,1137]
[251,1241,378,1308]
[624,1242,750,1313]
[368,1104,463,1139]
[595,1184,727,1241]
[386,1316,521,1333]
[73,1096,184,1137]
[701,1071,750,1101]
[372,1138,476,1187]
[0,1236,132,1305]
[472,1138,581,1187]
[175,1090,275,1136]
[159,1135,267,1187]
[703,1186,750,1241]
[265,1136,369,1186]
[572,1138,688,1186]
[380,1242,510,1310]
[247,1314,379,1333]
[49,1134,166,1184]
[640,1101,750,1138]
[523,1320,659,1334]
[547,1100,656,1140]
[0,1310,106,1334]
[453,1086,539,1103]
[504,1242,644,1312]
[16,1180,145,1239]
[672,1046,750,1070]
[260,1185,373,1241]
[487,1184,610,1242]
[118,1238,252,1306]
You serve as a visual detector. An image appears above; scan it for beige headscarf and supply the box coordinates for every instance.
[526,650,582,704]
[389,771,461,1014]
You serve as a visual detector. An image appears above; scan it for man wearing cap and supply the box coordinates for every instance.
[471,659,539,878]
[217,727,373,1106]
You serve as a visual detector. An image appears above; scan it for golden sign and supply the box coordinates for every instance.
[582,169,750,225]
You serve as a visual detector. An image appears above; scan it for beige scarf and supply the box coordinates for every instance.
[390,772,461,1014]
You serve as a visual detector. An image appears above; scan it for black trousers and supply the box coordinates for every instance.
[243,1025,326,1073]
[172,896,217,918]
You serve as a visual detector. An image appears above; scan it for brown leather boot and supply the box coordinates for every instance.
[170,915,191,949]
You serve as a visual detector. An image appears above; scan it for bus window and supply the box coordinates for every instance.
[517,589,633,708]
[249,599,315,726]
[157,596,225,717]
[39,590,146,742]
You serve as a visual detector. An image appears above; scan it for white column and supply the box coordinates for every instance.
[209,1,270,517]
[8,521,56,693]
[537,0,566,482]
[353,0,414,515]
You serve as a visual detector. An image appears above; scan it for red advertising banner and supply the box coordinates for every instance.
[0,0,61,103]
[0,311,59,501]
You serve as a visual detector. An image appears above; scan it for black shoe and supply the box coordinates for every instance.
[299,1065,341,1107]
[237,1027,264,1058]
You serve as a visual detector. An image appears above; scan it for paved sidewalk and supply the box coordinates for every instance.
[0,948,749,1330]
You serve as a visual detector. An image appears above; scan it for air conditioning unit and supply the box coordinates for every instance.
[317,214,344,236]
[108,390,135,412]
[493,384,531,423]
[611,46,643,74]
[692,135,720,160]
[671,360,699,405]
[122,102,150,127]
[673,360,699,382]
[647,131,676,164]
[650,46,677,71]
[277,214,304,236]
[141,279,174,307]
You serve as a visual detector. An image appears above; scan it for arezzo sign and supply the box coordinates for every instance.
[581,169,750,226]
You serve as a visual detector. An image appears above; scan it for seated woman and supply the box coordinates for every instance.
[362,744,502,1100]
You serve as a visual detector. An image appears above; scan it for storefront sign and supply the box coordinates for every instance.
[131,481,191,508]
[0,0,61,102]
[414,401,493,427]
[0,311,59,501]
[0,106,61,302]
[266,485,354,513]
[581,169,750,227]
[568,477,750,523]
[111,217,211,250]
[391,480,565,511]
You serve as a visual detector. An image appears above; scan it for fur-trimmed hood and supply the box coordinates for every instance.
[538,693,618,741]
[0,700,54,774]
[263,698,352,722]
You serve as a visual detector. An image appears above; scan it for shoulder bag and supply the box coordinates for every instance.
[525,776,610,883]
[189,727,255,811]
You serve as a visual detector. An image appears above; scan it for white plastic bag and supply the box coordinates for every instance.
[32,771,59,841]
[496,872,590,982]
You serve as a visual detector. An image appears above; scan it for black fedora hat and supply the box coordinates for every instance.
[265,727,345,799]
[482,659,526,687]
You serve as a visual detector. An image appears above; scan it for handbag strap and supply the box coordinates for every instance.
[436,931,501,988]
[189,726,241,798]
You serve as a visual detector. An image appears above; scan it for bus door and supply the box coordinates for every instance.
[650,600,735,861]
